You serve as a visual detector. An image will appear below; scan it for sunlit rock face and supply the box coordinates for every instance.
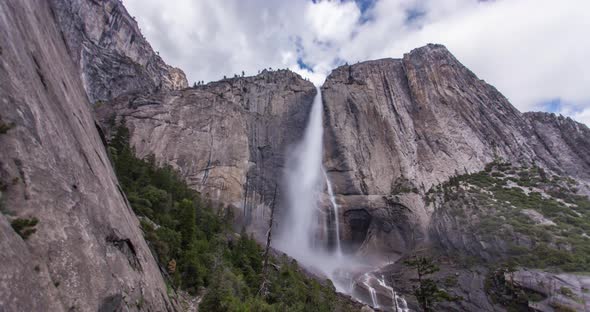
[524,111,590,183]
[322,44,590,259]
[49,0,188,103]
[0,0,174,310]
[96,70,316,233]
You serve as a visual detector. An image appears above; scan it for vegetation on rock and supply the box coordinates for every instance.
[11,217,39,239]
[403,256,460,311]
[109,123,355,311]
[484,267,546,311]
[429,161,590,272]
[0,115,15,134]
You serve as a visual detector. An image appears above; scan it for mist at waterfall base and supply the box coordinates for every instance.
[274,87,409,311]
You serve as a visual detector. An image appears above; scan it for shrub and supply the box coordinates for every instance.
[11,217,39,239]
[432,162,590,271]
[559,286,576,299]
[0,116,15,134]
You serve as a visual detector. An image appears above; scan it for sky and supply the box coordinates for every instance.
[124,0,590,126]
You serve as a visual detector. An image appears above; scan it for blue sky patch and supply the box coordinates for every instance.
[541,98,562,113]
[297,57,314,72]
[405,8,426,24]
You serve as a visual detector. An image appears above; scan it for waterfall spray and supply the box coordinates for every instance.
[276,86,345,276]
[277,86,326,257]
[324,170,342,256]
[275,85,409,309]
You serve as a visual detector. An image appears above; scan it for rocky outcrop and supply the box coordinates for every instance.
[96,71,316,233]
[49,0,188,104]
[321,44,590,258]
[524,111,590,181]
[508,269,590,312]
[0,0,174,310]
[319,46,590,311]
[323,44,525,197]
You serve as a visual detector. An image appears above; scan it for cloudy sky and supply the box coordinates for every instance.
[124,0,590,125]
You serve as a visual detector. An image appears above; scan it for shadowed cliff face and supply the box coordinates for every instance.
[96,71,316,233]
[49,0,188,103]
[321,44,590,258]
[0,0,174,311]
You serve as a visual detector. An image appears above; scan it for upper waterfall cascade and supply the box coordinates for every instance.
[275,86,407,311]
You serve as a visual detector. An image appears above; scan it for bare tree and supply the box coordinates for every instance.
[258,184,278,297]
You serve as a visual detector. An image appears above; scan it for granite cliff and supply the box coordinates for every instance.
[321,44,590,311]
[49,0,188,104]
[321,44,590,258]
[2,0,589,310]
[95,71,316,234]
[0,0,174,310]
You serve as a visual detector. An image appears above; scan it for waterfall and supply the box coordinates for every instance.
[367,282,378,308]
[378,275,410,312]
[324,170,342,256]
[275,84,409,309]
[275,85,350,286]
[277,86,334,257]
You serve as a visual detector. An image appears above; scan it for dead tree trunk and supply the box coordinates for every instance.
[258,184,277,297]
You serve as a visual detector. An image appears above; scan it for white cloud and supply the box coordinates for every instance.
[123,0,590,126]
[572,109,590,126]
[304,1,360,43]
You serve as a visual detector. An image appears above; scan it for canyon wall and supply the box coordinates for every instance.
[49,0,188,104]
[3,0,588,310]
[95,71,316,232]
[0,0,175,310]
[321,44,590,258]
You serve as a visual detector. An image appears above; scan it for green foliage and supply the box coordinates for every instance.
[432,161,590,272]
[559,286,574,298]
[403,256,460,311]
[485,267,546,311]
[109,123,351,310]
[11,217,39,239]
[550,302,577,312]
[391,177,419,194]
[0,120,15,134]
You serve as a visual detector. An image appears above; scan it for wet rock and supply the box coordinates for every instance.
[360,306,375,312]
[344,209,372,250]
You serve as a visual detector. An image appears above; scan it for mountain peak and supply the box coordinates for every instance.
[408,43,450,54]
[50,0,188,103]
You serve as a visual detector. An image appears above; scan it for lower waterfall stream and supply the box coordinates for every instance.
[275,86,409,311]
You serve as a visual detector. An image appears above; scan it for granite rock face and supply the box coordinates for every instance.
[321,44,590,310]
[322,44,590,258]
[49,0,188,104]
[0,0,174,310]
[524,111,590,182]
[508,269,590,312]
[3,0,588,307]
[96,71,316,232]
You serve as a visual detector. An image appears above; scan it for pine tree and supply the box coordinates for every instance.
[404,256,460,311]
[178,199,196,248]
